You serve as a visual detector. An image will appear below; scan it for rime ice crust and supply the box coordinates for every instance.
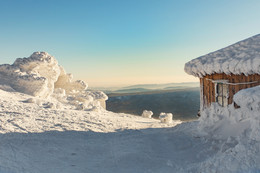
[184,34,260,77]
[0,51,108,110]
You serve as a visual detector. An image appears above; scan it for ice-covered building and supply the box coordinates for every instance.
[185,34,260,110]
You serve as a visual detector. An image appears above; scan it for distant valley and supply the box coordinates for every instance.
[99,82,200,121]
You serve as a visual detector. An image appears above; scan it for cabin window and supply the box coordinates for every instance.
[215,82,228,107]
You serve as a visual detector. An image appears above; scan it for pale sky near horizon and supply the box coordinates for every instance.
[0,0,260,87]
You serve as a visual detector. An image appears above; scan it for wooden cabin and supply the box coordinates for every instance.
[185,34,260,110]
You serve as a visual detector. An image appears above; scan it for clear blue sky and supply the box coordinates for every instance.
[0,0,260,87]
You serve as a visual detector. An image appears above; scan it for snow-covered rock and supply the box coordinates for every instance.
[0,52,60,97]
[141,110,153,118]
[0,52,108,111]
[54,66,87,93]
[159,112,173,123]
[185,34,260,77]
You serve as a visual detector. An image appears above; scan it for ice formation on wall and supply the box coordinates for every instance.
[185,34,260,77]
[141,110,153,118]
[0,52,108,110]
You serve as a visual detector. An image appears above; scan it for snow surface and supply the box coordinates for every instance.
[185,34,260,77]
[0,84,258,172]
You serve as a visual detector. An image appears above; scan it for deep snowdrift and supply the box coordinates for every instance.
[198,86,260,172]
[0,52,107,111]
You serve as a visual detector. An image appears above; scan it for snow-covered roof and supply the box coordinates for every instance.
[185,34,260,77]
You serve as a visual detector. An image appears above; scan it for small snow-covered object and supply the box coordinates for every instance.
[159,112,173,123]
[141,110,153,118]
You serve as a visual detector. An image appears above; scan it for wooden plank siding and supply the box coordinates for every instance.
[201,73,260,108]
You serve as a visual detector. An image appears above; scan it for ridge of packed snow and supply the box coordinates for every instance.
[184,34,260,77]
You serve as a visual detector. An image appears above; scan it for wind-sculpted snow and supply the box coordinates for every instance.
[185,34,260,77]
[0,52,107,111]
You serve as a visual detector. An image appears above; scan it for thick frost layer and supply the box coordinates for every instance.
[185,34,260,77]
[0,52,108,111]
[198,86,260,172]
[141,110,153,118]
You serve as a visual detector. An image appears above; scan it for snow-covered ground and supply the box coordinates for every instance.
[0,87,259,173]
[0,88,184,173]
[0,52,259,173]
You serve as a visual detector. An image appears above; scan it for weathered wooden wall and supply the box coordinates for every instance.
[201,73,260,108]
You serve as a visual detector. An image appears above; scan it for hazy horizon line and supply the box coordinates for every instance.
[88,81,199,89]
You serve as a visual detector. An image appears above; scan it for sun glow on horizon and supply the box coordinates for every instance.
[82,75,198,88]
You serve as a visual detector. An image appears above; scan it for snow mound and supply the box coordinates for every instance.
[141,110,153,118]
[159,112,173,123]
[198,86,260,172]
[0,52,108,111]
[185,34,260,77]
